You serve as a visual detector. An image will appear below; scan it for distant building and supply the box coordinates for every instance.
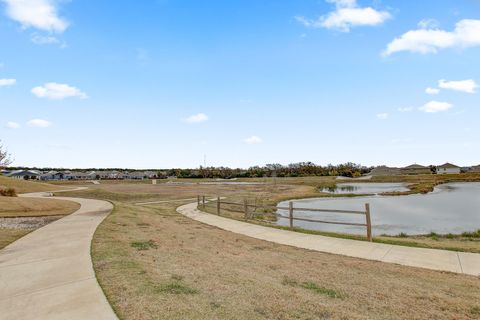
[6,170,42,180]
[470,165,480,173]
[400,164,431,175]
[437,163,461,175]
[369,166,401,176]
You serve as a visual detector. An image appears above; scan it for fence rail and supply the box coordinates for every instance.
[197,195,372,241]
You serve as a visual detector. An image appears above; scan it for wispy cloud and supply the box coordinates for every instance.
[425,87,440,95]
[184,113,209,124]
[31,83,88,100]
[376,113,389,120]
[398,107,414,112]
[2,0,69,33]
[30,33,66,47]
[438,79,478,94]
[0,78,16,87]
[27,119,52,128]
[419,101,453,113]
[244,135,263,144]
[383,19,480,56]
[6,121,20,129]
[296,0,391,32]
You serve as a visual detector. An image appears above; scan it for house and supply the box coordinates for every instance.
[437,163,461,175]
[469,165,480,173]
[369,166,401,176]
[400,164,431,175]
[127,171,149,179]
[40,171,65,180]
[6,170,42,180]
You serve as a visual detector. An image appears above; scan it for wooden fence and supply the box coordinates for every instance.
[197,195,372,241]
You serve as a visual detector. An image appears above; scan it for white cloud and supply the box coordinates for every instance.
[417,19,439,30]
[425,87,440,95]
[27,119,52,128]
[398,107,414,112]
[419,101,453,113]
[376,113,389,120]
[0,78,16,86]
[6,121,20,129]
[184,113,208,124]
[31,34,59,44]
[296,0,391,32]
[244,135,263,144]
[2,0,68,32]
[31,82,88,100]
[383,19,480,56]
[438,79,478,94]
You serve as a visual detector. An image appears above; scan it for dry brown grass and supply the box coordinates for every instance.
[92,200,480,320]
[0,176,59,193]
[0,197,80,218]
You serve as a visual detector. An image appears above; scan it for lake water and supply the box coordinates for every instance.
[277,183,480,236]
[320,182,409,194]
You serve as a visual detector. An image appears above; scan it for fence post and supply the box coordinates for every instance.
[217,197,221,215]
[202,196,205,209]
[244,199,248,219]
[197,195,200,206]
[289,201,293,228]
[365,203,372,242]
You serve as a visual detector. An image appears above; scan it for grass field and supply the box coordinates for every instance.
[0,197,80,218]
[41,178,480,319]
[57,179,480,253]
[91,197,480,319]
[0,176,61,193]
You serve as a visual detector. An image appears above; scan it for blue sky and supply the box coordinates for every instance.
[1,0,479,168]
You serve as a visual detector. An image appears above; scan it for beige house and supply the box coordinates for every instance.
[437,163,461,174]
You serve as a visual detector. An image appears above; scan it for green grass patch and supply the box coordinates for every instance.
[130,240,158,250]
[301,282,343,298]
[155,281,199,295]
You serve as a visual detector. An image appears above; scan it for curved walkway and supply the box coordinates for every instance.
[177,202,480,276]
[0,191,117,320]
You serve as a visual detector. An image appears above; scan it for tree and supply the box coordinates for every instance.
[0,140,12,169]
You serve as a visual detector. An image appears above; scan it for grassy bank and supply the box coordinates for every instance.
[0,176,60,193]
[0,197,80,218]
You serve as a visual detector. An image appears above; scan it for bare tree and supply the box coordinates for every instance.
[0,140,12,169]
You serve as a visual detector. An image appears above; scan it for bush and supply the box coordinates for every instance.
[0,188,17,197]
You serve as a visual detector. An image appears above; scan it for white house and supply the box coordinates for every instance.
[6,170,42,180]
[437,163,461,174]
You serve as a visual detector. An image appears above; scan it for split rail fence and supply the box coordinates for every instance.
[197,195,372,241]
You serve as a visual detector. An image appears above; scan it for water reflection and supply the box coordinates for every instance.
[320,183,409,194]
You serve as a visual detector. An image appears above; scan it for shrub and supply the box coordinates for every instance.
[0,188,17,197]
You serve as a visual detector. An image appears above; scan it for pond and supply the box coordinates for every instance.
[277,183,480,236]
[320,182,409,194]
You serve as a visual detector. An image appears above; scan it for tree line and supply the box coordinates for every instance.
[165,162,372,179]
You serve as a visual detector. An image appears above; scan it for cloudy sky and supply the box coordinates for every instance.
[1,0,479,168]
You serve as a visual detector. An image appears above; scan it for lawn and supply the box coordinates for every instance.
[0,197,80,218]
[91,198,480,320]
[0,175,61,193]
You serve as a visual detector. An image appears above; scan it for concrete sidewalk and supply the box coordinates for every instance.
[178,202,480,276]
[0,192,117,320]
